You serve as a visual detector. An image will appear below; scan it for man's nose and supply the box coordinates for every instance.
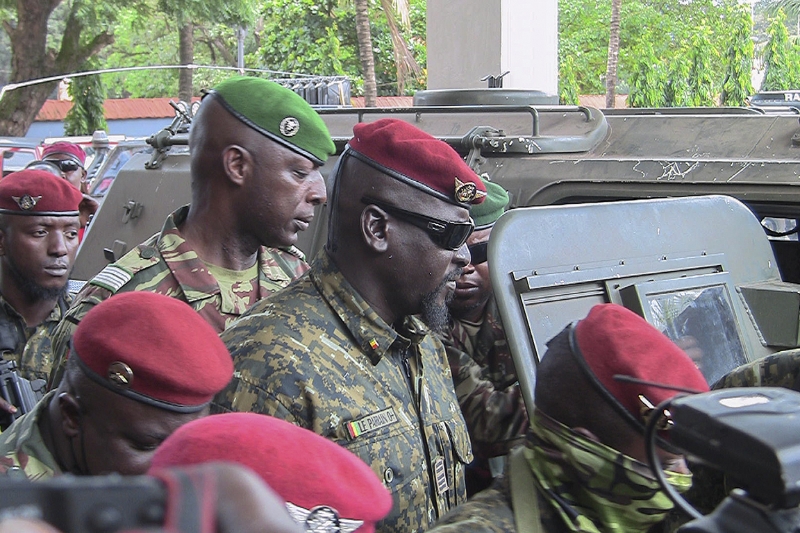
[453,242,470,268]
[49,232,68,256]
[308,171,327,206]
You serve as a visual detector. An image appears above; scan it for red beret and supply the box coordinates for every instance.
[72,292,233,412]
[0,169,83,216]
[149,413,393,533]
[347,118,486,205]
[573,304,710,427]
[41,141,86,166]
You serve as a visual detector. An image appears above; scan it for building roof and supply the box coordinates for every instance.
[35,94,626,122]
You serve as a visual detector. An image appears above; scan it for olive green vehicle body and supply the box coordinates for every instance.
[72,91,800,397]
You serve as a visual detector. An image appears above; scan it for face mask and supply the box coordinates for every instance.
[524,410,692,533]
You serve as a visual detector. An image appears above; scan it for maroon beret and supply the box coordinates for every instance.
[72,292,233,412]
[573,304,710,427]
[347,118,486,205]
[149,413,393,533]
[41,141,86,166]
[0,169,83,216]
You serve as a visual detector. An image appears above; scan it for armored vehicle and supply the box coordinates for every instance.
[72,90,800,386]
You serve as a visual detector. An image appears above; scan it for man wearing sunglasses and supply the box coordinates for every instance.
[442,179,528,497]
[41,142,88,194]
[215,118,487,533]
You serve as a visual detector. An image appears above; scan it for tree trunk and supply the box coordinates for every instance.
[354,0,377,107]
[178,22,194,103]
[605,0,622,109]
[0,0,114,136]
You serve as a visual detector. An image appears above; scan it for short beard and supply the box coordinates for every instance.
[6,255,68,302]
[420,267,462,333]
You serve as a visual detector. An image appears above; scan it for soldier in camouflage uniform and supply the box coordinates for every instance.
[215,118,487,533]
[47,76,335,386]
[430,304,710,533]
[0,292,232,480]
[0,170,83,383]
[441,178,528,495]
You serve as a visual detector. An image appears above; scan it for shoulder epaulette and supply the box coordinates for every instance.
[284,245,306,261]
[90,264,134,293]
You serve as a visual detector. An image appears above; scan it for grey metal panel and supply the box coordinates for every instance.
[488,195,784,412]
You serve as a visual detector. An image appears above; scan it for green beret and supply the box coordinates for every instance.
[206,76,335,165]
[471,178,510,228]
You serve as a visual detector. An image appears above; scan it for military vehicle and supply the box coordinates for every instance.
[71,88,800,387]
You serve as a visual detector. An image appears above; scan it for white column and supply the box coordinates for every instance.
[426,0,558,95]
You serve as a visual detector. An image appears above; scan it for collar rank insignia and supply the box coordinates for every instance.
[12,194,42,211]
[280,117,301,137]
[286,502,363,533]
[454,177,486,203]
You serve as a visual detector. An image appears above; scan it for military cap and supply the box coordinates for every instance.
[149,412,393,533]
[571,304,709,430]
[471,177,510,229]
[204,76,335,165]
[347,118,487,206]
[41,141,87,167]
[0,169,83,216]
[71,292,233,412]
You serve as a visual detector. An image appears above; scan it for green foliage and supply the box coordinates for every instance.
[762,8,800,90]
[559,55,580,105]
[64,69,108,136]
[560,0,746,101]
[258,0,425,96]
[721,5,754,106]
[688,25,718,106]
[664,56,692,107]
[628,41,666,107]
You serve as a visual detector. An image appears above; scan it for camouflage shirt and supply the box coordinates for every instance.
[441,297,528,462]
[48,205,308,386]
[0,390,60,480]
[0,293,71,382]
[214,251,473,533]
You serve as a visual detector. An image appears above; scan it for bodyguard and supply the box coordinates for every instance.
[48,76,335,385]
[215,118,487,533]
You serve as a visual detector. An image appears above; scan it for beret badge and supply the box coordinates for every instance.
[280,117,300,137]
[286,502,363,533]
[454,177,486,204]
[12,195,42,211]
[107,361,134,387]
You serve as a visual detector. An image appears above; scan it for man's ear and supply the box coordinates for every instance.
[58,392,82,438]
[221,145,251,187]
[361,206,390,253]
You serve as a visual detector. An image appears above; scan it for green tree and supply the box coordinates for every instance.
[560,55,580,105]
[720,5,754,106]
[628,41,666,107]
[761,8,798,90]
[688,25,717,106]
[664,56,692,107]
[605,0,622,108]
[63,65,107,135]
[0,0,142,136]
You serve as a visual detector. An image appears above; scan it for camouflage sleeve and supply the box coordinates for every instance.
[47,285,112,388]
[713,348,800,391]
[447,344,529,458]
[427,485,516,533]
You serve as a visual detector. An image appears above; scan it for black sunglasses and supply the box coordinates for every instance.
[467,241,489,265]
[47,159,82,173]
[361,196,474,251]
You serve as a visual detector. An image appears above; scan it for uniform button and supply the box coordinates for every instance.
[140,247,155,259]
[383,467,394,483]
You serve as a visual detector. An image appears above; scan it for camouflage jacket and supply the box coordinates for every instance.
[48,205,308,386]
[0,293,71,382]
[441,297,528,461]
[214,251,473,533]
[0,390,60,480]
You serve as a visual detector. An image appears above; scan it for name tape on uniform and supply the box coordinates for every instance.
[346,408,398,439]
